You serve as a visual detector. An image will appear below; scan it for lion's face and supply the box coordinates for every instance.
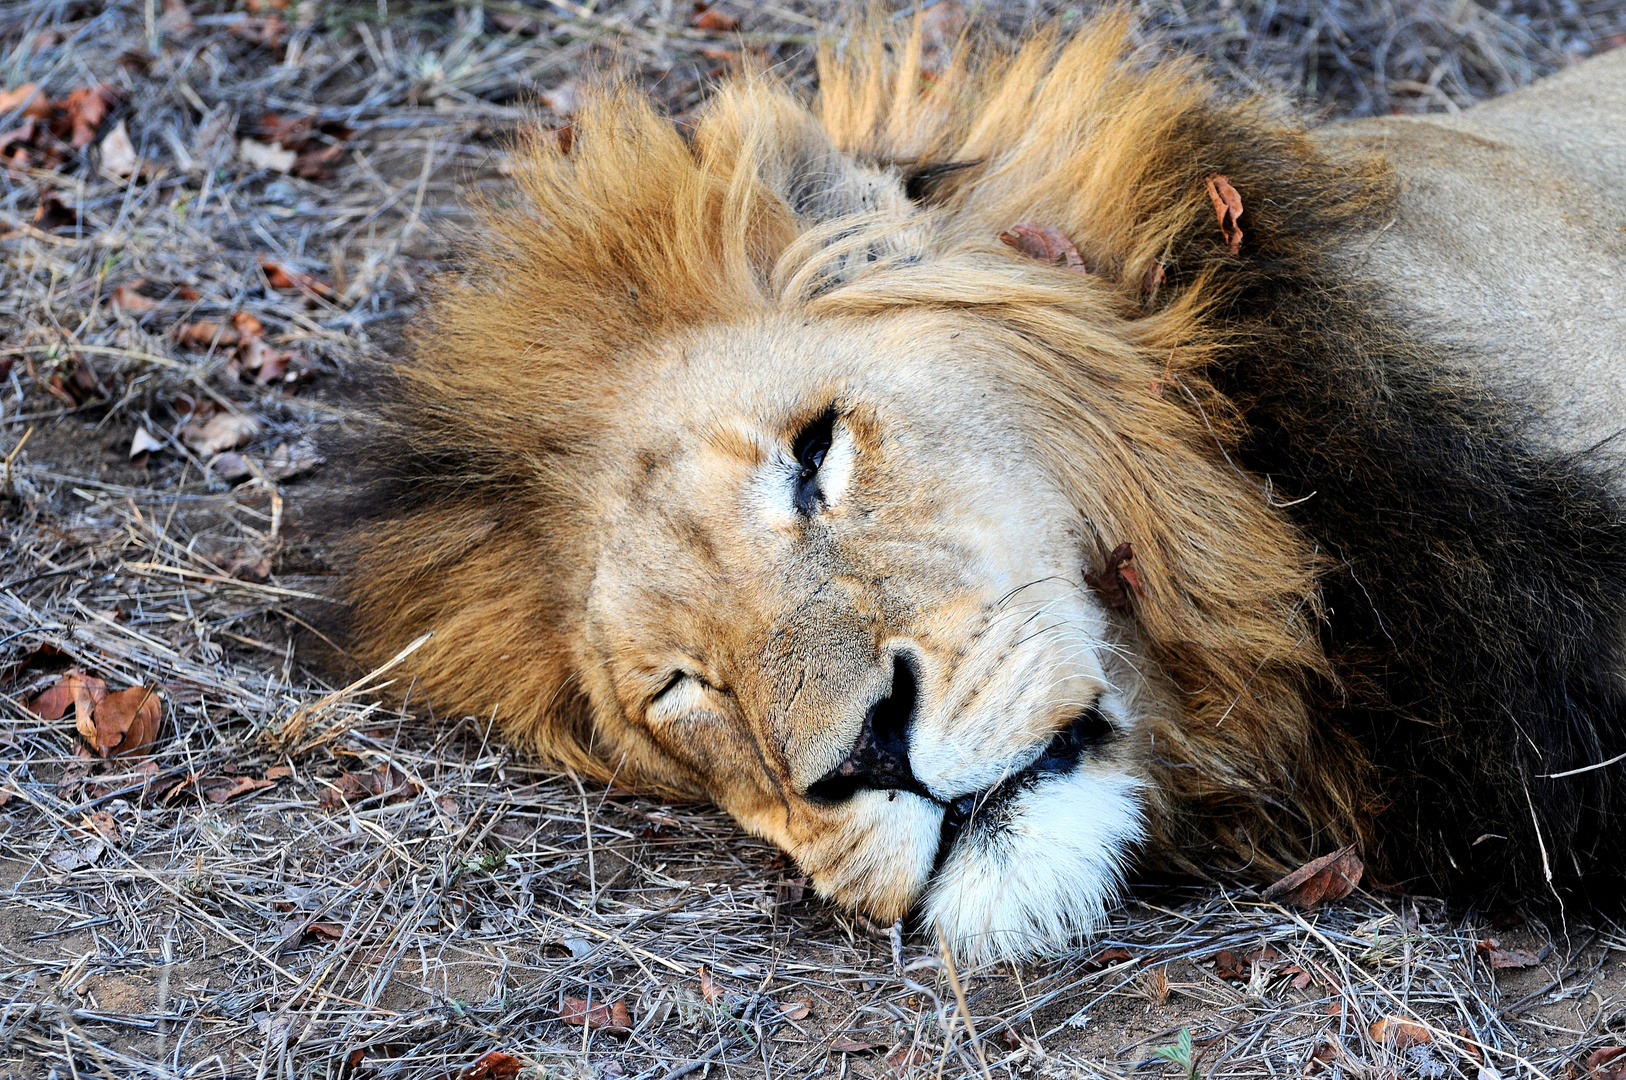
[575,310,1146,958]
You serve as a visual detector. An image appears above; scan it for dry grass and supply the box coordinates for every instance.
[3,0,1626,1077]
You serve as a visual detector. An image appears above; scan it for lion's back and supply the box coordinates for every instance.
[1316,48,1626,459]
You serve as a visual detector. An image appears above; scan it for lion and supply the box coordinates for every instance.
[337,15,1626,959]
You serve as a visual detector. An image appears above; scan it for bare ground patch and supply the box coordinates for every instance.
[3,0,1626,1076]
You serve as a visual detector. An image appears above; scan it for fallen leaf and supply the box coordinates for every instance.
[129,428,163,458]
[89,686,162,757]
[1214,949,1244,981]
[775,876,806,906]
[260,259,334,297]
[1476,938,1542,969]
[100,119,138,177]
[317,764,421,808]
[1206,173,1244,254]
[1085,541,1142,611]
[0,83,43,117]
[29,671,106,731]
[1083,947,1135,969]
[209,452,251,481]
[62,85,116,148]
[1587,1048,1626,1080]
[465,1050,524,1080]
[47,836,103,870]
[889,1045,933,1072]
[1290,968,1314,990]
[82,810,120,843]
[177,320,237,349]
[829,1034,885,1053]
[999,221,1089,273]
[1260,845,1363,909]
[778,999,811,1021]
[266,765,293,780]
[110,283,158,313]
[691,3,739,32]
[698,964,721,1005]
[232,310,266,340]
[238,136,295,172]
[1369,1016,1431,1048]
[266,437,322,479]
[559,997,632,1033]
[203,776,274,803]
[183,412,258,456]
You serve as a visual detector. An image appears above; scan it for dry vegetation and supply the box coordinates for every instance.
[3,0,1626,1076]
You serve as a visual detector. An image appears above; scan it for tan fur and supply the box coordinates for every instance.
[345,16,1620,925]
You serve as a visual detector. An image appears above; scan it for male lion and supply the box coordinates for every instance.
[341,16,1626,959]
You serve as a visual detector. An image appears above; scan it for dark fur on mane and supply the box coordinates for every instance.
[1129,109,1626,903]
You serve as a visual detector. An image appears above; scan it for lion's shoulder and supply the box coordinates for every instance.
[1313,47,1626,459]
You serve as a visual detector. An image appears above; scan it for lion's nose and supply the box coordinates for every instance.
[806,653,930,803]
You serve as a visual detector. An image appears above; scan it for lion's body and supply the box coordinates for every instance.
[341,21,1626,956]
[1319,49,1626,458]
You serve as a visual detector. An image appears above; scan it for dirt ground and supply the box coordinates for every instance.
[3,0,1626,1077]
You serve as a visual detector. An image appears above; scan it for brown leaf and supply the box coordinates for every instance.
[318,764,421,809]
[559,996,632,1033]
[0,83,44,117]
[1082,947,1134,969]
[1369,1016,1431,1048]
[261,259,334,297]
[1587,1047,1626,1080]
[177,320,238,349]
[1214,949,1244,981]
[888,1045,933,1072]
[1085,542,1142,611]
[203,776,274,803]
[1206,173,1244,255]
[82,810,121,843]
[777,999,811,1021]
[465,1050,524,1079]
[1290,968,1314,990]
[691,3,739,31]
[1261,845,1363,909]
[62,85,116,148]
[999,221,1089,273]
[698,964,721,1005]
[110,283,158,314]
[30,670,105,727]
[1476,938,1542,969]
[829,1034,885,1053]
[183,412,258,456]
[266,765,293,781]
[231,310,265,341]
[90,686,162,758]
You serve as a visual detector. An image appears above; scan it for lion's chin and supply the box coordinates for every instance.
[922,767,1144,962]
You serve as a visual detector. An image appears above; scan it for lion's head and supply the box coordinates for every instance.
[346,16,1386,958]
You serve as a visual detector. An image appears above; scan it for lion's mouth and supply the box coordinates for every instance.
[931,705,1113,871]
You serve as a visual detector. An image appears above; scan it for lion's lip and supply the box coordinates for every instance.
[930,705,1112,871]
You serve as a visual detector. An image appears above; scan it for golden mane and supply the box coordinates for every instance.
[348,13,1399,877]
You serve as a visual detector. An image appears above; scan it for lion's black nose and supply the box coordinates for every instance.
[806,653,929,803]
